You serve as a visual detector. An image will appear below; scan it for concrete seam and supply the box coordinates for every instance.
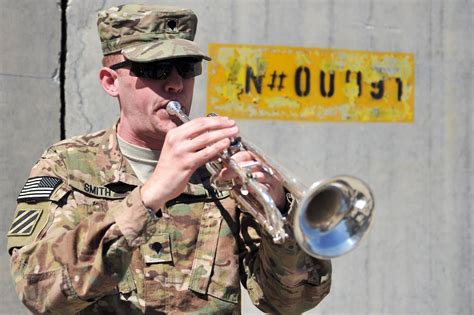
[60,0,68,140]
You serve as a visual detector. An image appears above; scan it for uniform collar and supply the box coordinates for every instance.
[96,122,142,187]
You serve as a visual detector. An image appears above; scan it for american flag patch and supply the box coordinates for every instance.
[8,209,43,236]
[17,176,62,202]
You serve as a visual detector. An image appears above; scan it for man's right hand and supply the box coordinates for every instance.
[140,116,239,212]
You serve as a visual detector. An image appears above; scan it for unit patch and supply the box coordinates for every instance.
[17,176,62,202]
[8,209,43,236]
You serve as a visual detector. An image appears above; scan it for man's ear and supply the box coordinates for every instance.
[99,67,119,97]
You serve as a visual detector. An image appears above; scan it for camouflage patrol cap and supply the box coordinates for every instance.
[97,4,210,62]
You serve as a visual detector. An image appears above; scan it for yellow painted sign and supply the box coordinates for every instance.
[206,43,414,122]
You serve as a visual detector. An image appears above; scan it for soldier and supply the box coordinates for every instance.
[7,4,331,314]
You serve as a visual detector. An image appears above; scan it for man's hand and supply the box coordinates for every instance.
[218,150,287,210]
[141,116,239,212]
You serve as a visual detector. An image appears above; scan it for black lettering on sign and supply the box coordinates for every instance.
[245,66,263,94]
[278,72,287,91]
[267,71,287,91]
[346,70,362,97]
[396,78,403,101]
[242,64,406,103]
[267,71,277,91]
[294,66,311,97]
[371,80,384,99]
[320,71,335,97]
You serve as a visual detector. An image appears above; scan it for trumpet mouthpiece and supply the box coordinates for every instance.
[166,101,181,116]
[166,101,191,123]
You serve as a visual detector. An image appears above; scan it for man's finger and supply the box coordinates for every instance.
[177,116,236,140]
[186,126,239,152]
[193,138,231,165]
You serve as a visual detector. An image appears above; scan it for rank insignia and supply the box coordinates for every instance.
[8,209,43,236]
[17,176,62,202]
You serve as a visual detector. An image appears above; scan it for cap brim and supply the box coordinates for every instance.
[121,38,211,62]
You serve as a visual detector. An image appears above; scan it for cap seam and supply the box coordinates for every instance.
[101,32,194,55]
[102,31,194,44]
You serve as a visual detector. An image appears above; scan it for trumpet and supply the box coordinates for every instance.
[166,101,374,259]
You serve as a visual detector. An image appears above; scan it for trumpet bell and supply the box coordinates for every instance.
[294,176,374,259]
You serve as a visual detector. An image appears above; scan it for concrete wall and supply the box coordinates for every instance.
[0,1,61,314]
[1,0,472,314]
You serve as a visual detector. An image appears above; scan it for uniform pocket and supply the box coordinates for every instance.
[140,233,173,264]
[206,217,240,304]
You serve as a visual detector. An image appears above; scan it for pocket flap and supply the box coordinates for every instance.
[141,233,172,264]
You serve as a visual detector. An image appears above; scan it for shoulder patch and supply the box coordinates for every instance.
[8,209,43,236]
[17,176,63,202]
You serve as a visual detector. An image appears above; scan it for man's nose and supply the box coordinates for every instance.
[164,67,184,93]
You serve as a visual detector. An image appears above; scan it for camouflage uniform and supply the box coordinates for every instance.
[8,125,331,314]
[7,4,331,314]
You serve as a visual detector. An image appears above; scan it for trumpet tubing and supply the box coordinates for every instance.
[166,101,374,259]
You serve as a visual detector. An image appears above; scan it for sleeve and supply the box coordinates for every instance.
[239,196,332,314]
[7,147,157,314]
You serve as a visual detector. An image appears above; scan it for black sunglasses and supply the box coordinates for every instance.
[110,58,202,80]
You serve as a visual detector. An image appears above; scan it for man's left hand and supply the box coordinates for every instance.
[217,151,286,210]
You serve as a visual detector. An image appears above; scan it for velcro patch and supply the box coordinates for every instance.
[17,176,62,202]
[8,209,43,236]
